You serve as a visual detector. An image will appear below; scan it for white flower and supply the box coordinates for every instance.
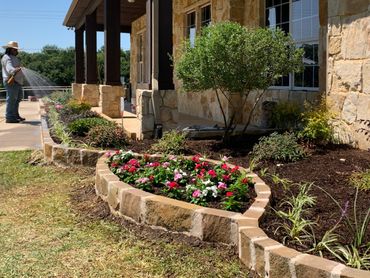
[202,179,212,186]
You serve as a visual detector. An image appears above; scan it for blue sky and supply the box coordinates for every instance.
[0,0,130,53]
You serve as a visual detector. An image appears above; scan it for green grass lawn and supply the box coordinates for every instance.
[0,151,250,278]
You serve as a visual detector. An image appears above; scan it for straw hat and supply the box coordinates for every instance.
[2,41,20,50]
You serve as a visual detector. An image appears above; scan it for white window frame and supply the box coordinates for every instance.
[266,0,319,91]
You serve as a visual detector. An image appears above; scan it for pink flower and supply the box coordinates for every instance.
[162,162,170,168]
[136,177,149,184]
[55,104,63,110]
[217,182,227,190]
[226,191,234,197]
[105,151,112,158]
[111,163,118,168]
[192,189,201,198]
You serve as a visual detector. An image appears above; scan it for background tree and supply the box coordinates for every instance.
[175,21,304,142]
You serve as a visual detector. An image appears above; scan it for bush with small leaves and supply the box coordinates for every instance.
[251,132,306,163]
[68,117,114,136]
[87,125,128,149]
[149,130,187,155]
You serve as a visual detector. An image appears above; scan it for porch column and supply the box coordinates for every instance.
[75,27,85,84]
[100,0,123,118]
[85,10,98,84]
[104,0,121,85]
[83,10,99,106]
[72,27,85,101]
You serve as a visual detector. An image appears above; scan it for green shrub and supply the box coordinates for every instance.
[68,117,114,136]
[149,130,187,155]
[65,100,92,114]
[350,170,370,191]
[298,101,334,145]
[60,110,99,125]
[87,125,128,149]
[48,90,72,105]
[271,101,302,130]
[251,132,306,162]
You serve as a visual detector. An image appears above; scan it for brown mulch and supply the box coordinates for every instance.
[65,131,369,267]
[127,138,370,260]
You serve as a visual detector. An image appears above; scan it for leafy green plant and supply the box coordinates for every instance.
[271,101,302,130]
[86,125,128,149]
[298,100,334,145]
[47,90,72,105]
[48,106,74,146]
[251,132,306,163]
[312,186,370,270]
[149,130,187,155]
[65,100,92,114]
[222,192,242,211]
[175,22,303,142]
[350,169,370,191]
[274,182,316,244]
[68,117,114,136]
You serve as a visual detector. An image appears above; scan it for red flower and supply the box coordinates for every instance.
[241,177,249,184]
[231,166,239,173]
[208,169,217,178]
[149,175,154,181]
[128,166,137,173]
[223,174,230,181]
[111,163,118,168]
[221,163,229,170]
[168,181,178,189]
[192,155,201,163]
[226,191,234,197]
[195,163,202,170]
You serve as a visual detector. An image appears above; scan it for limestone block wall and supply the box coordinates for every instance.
[130,15,147,100]
[326,0,370,149]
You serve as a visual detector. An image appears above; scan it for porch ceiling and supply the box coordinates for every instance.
[63,0,146,31]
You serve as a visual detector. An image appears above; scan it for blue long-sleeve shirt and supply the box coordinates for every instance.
[1,54,24,85]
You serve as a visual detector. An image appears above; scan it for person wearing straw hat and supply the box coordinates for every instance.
[1,41,25,123]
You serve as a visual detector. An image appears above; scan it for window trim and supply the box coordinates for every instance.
[265,0,319,91]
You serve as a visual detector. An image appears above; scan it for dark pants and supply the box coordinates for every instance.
[5,82,23,120]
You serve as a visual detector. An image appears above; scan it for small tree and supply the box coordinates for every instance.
[175,21,303,142]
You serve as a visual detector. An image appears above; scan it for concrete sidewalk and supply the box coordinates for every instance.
[0,101,42,151]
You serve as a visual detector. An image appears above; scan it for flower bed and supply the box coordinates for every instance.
[106,150,256,213]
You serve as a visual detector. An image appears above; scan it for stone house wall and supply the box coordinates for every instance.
[326,0,370,149]
[173,0,320,127]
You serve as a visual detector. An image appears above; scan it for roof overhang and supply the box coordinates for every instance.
[63,0,147,32]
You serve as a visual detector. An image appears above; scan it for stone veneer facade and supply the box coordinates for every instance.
[326,0,370,149]
[128,0,369,148]
[173,0,320,127]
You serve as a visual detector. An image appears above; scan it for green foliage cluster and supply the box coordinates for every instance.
[149,130,187,155]
[87,125,128,149]
[275,183,316,244]
[298,101,334,145]
[48,106,73,146]
[65,100,92,114]
[175,21,304,141]
[350,169,370,191]
[271,101,302,130]
[68,117,114,136]
[47,90,72,105]
[251,132,307,163]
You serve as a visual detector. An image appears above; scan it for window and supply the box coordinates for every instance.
[186,11,196,46]
[185,4,211,46]
[201,5,211,27]
[137,33,145,83]
[265,0,319,90]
